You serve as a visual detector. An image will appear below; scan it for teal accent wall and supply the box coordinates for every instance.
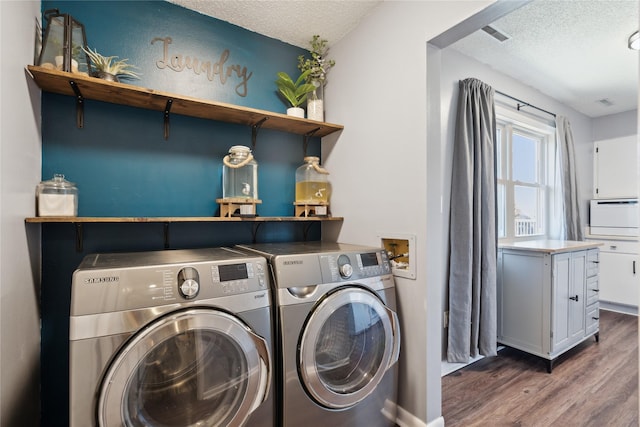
[39,2,322,424]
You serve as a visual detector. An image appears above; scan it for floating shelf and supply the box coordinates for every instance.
[26,65,344,138]
[26,216,343,251]
[25,216,343,223]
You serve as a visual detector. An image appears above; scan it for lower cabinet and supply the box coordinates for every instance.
[587,238,639,311]
[497,245,600,372]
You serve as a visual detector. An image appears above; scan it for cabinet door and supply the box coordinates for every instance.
[552,251,586,353]
[599,251,639,307]
[593,136,638,198]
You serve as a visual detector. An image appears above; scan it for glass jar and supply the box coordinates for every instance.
[295,156,331,203]
[222,145,258,199]
[37,174,78,216]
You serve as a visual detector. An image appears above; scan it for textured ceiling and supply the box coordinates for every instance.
[167,0,381,48]
[450,0,639,118]
[168,0,638,118]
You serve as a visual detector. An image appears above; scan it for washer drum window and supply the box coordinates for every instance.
[98,308,271,427]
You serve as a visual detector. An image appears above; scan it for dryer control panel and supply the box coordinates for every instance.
[321,250,391,282]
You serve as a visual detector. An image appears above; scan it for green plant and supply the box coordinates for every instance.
[297,35,336,85]
[82,46,140,80]
[275,70,316,108]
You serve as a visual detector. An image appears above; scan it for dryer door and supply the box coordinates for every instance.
[298,287,401,409]
[98,308,270,427]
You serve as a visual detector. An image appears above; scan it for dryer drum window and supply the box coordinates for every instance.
[97,308,270,427]
[298,288,399,409]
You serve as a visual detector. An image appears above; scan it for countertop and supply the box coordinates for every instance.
[498,239,603,254]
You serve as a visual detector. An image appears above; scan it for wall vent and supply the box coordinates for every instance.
[481,25,511,42]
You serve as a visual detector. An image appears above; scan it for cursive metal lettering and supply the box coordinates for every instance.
[151,36,253,97]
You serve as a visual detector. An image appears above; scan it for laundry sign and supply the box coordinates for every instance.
[151,36,253,97]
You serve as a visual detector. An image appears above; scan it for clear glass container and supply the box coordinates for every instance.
[295,156,331,203]
[222,145,258,199]
[37,174,78,216]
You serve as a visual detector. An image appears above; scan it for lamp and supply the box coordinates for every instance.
[628,30,640,50]
[37,9,91,75]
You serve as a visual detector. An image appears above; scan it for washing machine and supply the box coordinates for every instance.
[236,241,401,427]
[69,247,275,427]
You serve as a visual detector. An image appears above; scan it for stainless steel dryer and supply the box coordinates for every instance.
[236,241,401,427]
[69,248,274,427]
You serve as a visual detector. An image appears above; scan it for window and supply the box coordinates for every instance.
[496,107,555,240]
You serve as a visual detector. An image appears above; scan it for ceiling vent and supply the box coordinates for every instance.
[596,98,614,107]
[481,25,511,42]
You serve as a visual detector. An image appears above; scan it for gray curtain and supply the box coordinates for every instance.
[555,116,583,241]
[447,78,497,363]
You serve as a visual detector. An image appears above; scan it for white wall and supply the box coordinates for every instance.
[437,48,595,360]
[0,1,42,425]
[323,2,495,425]
[592,110,637,141]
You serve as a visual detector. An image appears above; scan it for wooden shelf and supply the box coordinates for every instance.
[26,65,344,138]
[25,216,343,223]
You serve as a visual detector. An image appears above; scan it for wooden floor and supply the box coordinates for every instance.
[442,310,638,427]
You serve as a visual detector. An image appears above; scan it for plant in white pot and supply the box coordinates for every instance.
[82,47,140,82]
[275,70,316,118]
[297,35,335,121]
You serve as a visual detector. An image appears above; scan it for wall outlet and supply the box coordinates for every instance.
[443,311,449,328]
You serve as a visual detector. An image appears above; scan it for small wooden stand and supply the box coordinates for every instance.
[294,201,330,217]
[217,198,262,217]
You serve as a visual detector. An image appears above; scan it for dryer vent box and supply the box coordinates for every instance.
[378,233,416,280]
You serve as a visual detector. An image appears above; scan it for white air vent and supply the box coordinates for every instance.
[596,98,614,107]
[481,25,511,42]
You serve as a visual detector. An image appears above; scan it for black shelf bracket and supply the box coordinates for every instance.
[163,99,173,140]
[303,128,320,157]
[251,117,268,150]
[75,223,83,252]
[69,81,84,129]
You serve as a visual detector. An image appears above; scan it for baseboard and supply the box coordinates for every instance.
[600,302,638,316]
[395,404,440,427]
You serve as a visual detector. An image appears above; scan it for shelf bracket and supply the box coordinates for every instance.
[69,81,84,129]
[163,222,170,249]
[251,117,268,150]
[303,128,320,157]
[75,223,83,252]
[164,99,173,140]
[251,222,263,243]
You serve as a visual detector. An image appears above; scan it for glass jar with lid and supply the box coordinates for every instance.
[37,174,78,216]
[222,145,258,200]
[295,156,331,203]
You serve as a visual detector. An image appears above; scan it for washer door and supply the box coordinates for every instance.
[298,287,401,409]
[98,308,271,427]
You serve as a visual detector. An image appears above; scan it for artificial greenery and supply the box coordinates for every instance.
[275,70,316,108]
[82,47,140,80]
[297,35,335,85]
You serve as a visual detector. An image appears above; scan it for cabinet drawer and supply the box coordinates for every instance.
[586,276,599,306]
[586,303,599,336]
[597,240,638,254]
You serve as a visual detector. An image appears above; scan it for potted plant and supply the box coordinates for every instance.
[275,69,316,118]
[82,46,140,82]
[297,35,335,121]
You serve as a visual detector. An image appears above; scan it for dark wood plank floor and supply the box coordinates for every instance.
[442,310,638,426]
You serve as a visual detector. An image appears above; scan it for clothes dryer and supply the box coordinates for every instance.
[237,241,401,427]
[69,247,274,427]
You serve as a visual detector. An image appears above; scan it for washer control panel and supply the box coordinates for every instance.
[210,260,267,296]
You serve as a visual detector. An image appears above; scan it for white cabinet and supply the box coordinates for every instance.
[593,136,638,199]
[588,239,639,310]
[497,241,600,372]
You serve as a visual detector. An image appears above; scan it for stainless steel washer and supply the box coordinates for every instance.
[69,248,274,427]
[236,242,401,427]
